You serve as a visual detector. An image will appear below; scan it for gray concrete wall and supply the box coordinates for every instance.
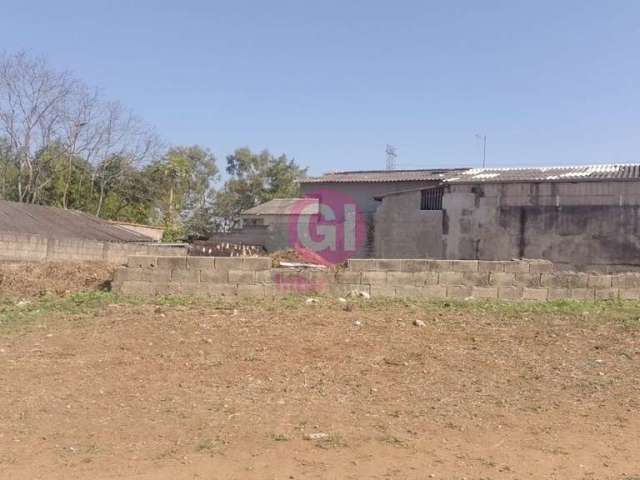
[300,181,433,215]
[261,215,298,252]
[301,181,439,257]
[374,190,444,258]
[444,181,640,268]
[112,256,640,301]
[0,231,186,264]
[374,180,640,269]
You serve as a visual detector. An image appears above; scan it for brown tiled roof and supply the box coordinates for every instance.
[444,164,640,184]
[241,198,320,215]
[299,168,468,184]
[0,200,153,242]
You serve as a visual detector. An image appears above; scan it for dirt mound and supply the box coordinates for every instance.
[0,261,115,298]
[270,248,343,267]
[270,248,308,264]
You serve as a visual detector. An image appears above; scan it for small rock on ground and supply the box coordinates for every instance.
[304,432,329,440]
[347,290,370,299]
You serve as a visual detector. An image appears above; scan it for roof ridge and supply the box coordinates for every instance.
[320,167,468,175]
[463,163,640,172]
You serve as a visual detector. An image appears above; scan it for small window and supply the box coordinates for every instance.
[420,187,443,210]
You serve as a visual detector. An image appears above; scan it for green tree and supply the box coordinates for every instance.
[146,146,218,240]
[27,142,93,209]
[0,137,18,200]
[213,148,306,231]
[98,164,156,223]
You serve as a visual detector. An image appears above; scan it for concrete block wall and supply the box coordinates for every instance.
[374,180,640,268]
[374,190,444,259]
[442,181,640,267]
[112,256,640,301]
[0,232,48,261]
[345,258,640,300]
[113,256,273,297]
[0,231,187,264]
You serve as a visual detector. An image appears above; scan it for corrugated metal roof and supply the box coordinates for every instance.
[107,220,164,231]
[0,200,153,242]
[241,198,320,215]
[301,164,640,185]
[444,164,640,184]
[299,168,468,184]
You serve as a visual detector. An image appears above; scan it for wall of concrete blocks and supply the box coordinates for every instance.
[112,256,640,301]
[374,180,640,269]
[0,232,187,264]
[442,181,640,268]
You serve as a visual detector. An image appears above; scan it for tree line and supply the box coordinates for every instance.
[0,52,306,240]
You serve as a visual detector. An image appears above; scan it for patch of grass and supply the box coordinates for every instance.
[195,437,226,456]
[2,290,639,335]
[361,297,640,326]
[315,433,348,449]
[263,293,640,327]
[258,294,311,312]
[0,291,246,333]
[0,291,123,332]
[195,438,215,452]
[378,435,409,448]
[154,294,209,307]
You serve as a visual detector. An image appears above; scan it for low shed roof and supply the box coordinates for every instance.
[0,200,153,242]
[242,198,320,215]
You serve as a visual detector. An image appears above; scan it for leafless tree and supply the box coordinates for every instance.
[87,100,159,216]
[58,84,100,208]
[0,51,158,210]
[0,51,78,203]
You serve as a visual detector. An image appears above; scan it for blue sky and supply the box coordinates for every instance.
[2,1,640,175]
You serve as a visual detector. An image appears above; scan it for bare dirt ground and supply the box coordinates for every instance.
[0,261,114,297]
[1,285,640,479]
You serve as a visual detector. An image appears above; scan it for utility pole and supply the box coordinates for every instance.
[475,134,487,168]
[385,144,397,170]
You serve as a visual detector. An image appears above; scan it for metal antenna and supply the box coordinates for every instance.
[475,134,487,168]
[385,144,397,170]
